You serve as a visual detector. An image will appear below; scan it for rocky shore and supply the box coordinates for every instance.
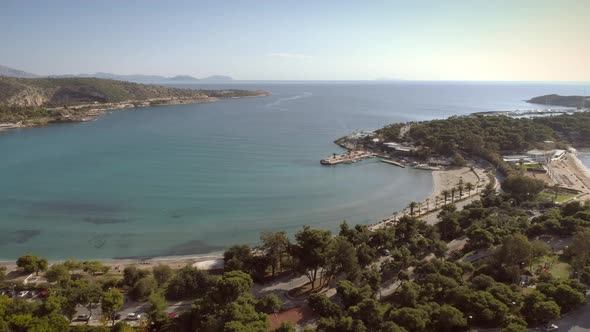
[0,92,270,132]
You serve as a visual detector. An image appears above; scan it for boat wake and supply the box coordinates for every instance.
[264,92,312,110]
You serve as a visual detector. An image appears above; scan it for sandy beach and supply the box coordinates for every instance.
[564,152,590,200]
[543,151,590,201]
[370,164,488,230]
[0,253,225,274]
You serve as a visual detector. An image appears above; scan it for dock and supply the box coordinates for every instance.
[320,150,375,165]
[380,159,406,168]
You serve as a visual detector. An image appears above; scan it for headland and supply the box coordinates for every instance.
[0,76,269,131]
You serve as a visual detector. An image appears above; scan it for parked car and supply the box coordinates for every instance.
[17,291,29,298]
[167,312,177,319]
[77,314,91,321]
[127,313,139,320]
[545,323,558,331]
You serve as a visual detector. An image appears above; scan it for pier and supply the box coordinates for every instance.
[320,150,375,165]
[380,159,406,168]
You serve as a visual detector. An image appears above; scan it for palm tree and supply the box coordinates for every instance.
[457,184,464,200]
[465,182,474,196]
[435,196,440,209]
[441,190,450,205]
[451,187,457,203]
[408,201,418,216]
[550,185,560,203]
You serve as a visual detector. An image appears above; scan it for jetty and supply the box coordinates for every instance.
[380,159,406,168]
[320,150,374,165]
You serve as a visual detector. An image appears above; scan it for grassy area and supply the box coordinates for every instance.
[539,191,577,203]
[549,261,572,279]
[518,163,543,171]
[533,255,572,280]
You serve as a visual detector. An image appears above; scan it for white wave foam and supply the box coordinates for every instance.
[264,92,312,110]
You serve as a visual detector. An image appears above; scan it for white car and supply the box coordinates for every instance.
[127,313,139,320]
[545,323,558,331]
[77,314,91,321]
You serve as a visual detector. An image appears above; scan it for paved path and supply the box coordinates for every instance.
[251,274,310,308]
[548,298,590,331]
[419,195,481,225]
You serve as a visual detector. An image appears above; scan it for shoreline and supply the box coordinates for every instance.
[0,252,225,271]
[566,150,590,199]
[0,92,270,133]
[369,163,489,230]
[570,150,590,179]
[0,166,486,267]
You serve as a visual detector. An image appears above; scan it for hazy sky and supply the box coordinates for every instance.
[1,0,588,81]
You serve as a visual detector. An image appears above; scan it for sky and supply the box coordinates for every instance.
[1,0,588,81]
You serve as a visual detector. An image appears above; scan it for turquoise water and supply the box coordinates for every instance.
[0,82,586,259]
[579,150,590,169]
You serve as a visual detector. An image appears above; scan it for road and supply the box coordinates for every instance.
[251,273,309,308]
[551,301,590,331]
[71,295,192,326]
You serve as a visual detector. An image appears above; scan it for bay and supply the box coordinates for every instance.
[0,81,586,259]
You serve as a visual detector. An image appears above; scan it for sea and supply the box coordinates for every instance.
[0,81,587,260]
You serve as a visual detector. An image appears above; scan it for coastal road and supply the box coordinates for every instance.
[420,194,481,225]
[72,296,192,326]
[550,300,590,331]
[251,274,309,308]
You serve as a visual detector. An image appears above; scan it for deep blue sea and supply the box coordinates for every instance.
[0,81,587,259]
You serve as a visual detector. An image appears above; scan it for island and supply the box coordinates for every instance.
[0,77,269,131]
[527,94,590,108]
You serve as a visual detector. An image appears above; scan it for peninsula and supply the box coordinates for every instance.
[527,94,590,108]
[0,77,269,131]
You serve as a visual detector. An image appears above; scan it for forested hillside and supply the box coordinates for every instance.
[0,77,268,123]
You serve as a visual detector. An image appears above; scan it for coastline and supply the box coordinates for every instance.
[570,150,590,179]
[0,92,270,133]
[369,164,489,230]
[566,150,590,199]
[0,252,225,271]
[0,166,486,268]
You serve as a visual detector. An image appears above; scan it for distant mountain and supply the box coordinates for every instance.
[0,65,39,78]
[373,77,403,81]
[168,75,200,82]
[0,65,234,84]
[57,73,233,84]
[199,75,234,82]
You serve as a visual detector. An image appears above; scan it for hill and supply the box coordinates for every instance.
[0,65,39,78]
[199,75,234,82]
[0,77,268,125]
[527,94,589,108]
[1,64,235,84]
[48,73,224,84]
